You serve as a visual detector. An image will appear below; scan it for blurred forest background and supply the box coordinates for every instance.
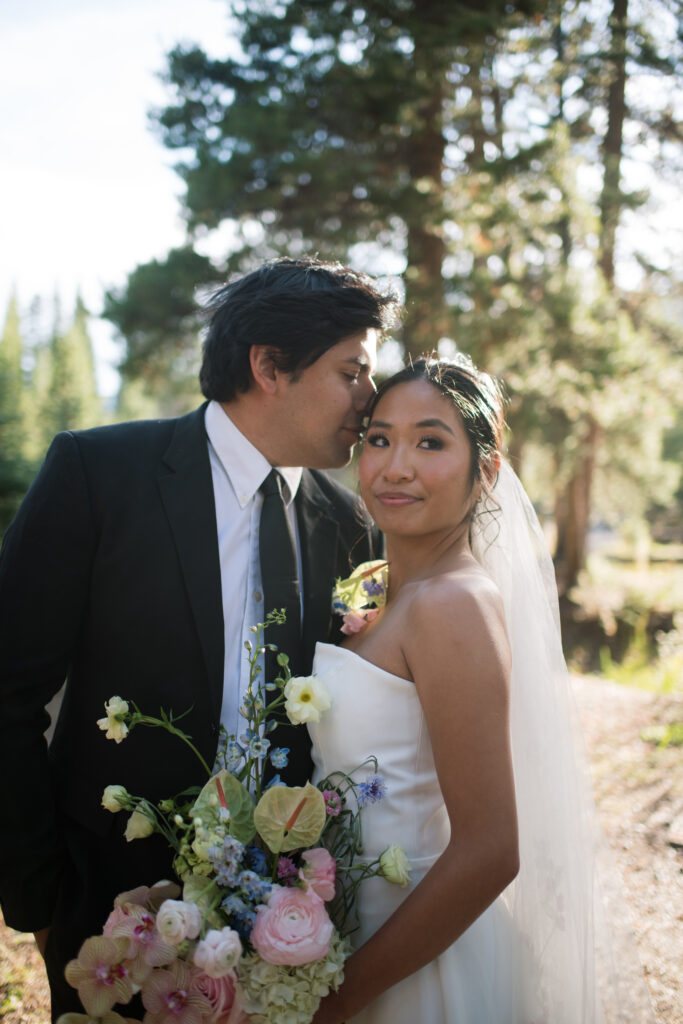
[1,0,681,694]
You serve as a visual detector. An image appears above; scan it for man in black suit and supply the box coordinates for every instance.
[0,257,398,1020]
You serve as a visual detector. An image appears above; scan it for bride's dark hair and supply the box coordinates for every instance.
[365,355,506,492]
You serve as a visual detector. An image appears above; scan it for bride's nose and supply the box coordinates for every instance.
[382,446,414,482]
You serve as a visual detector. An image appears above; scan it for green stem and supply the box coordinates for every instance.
[135,715,212,776]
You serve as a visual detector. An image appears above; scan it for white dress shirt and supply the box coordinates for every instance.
[204,400,303,740]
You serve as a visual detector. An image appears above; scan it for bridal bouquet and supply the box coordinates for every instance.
[58,609,409,1024]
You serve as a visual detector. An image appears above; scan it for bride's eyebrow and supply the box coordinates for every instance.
[368,417,455,435]
[415,417,455,435]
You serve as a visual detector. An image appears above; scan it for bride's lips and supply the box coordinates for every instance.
[375,492,420,507]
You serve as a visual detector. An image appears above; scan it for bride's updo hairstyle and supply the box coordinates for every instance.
[365,355,506,498]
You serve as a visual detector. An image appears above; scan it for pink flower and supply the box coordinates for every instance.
[194,971,247,1023]
[322,790,342,817]
[250,885,334,966]
[141,961,211,1024]
[300,848,336,902]
[64,935,134,1016]
[112,880,180,913]
[156,899,202,945]
[193,928,242,978]
[106,903,176,970]
[340,607,380,635]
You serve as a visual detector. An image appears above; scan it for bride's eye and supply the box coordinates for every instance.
[417,435,444,450]
[366,432,389,447]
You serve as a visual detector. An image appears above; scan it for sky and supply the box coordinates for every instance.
[0,0,231,396]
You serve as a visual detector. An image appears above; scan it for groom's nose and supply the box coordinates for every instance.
[353,373,376,409]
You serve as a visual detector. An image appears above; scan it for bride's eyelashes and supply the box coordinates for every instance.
[417,435,444,451]
[365,431,445,450]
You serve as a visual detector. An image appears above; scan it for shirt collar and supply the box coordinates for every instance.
[205,401,303,509]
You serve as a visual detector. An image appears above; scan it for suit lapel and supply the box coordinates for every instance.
[157,405,224,721]
[296,471,339,673]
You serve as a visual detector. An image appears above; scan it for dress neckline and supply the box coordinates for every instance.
[315,641,416,688]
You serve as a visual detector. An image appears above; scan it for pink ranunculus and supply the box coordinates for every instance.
[300,848,336,902]
[250,885,334,966]
[194,970,247,1023]
[340,608,380,635]
[193,929,242,978]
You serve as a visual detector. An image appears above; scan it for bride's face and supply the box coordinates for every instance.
[359,378,479,538]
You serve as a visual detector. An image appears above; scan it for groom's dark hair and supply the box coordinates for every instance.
[199,257,400,402]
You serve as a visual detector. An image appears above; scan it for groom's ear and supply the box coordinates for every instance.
[249,345,280,395]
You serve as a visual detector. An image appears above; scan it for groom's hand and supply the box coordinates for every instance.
[33,926,50,958]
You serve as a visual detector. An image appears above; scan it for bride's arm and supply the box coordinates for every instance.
[312,578,519,1024]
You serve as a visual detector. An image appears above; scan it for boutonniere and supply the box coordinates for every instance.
[331,560,389,635]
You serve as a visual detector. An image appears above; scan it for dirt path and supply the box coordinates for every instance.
[571,676,682,1024]
[1,677,681,1023]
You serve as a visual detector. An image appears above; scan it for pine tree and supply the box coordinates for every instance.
[42,295,102,445]
[0,293,34,532]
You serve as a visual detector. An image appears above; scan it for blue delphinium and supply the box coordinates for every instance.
[362,578,385,598]
[226,740,244,771]
[238,869,272,902]
[269,747,289,770]
[357,773,387,807]
[248,736,270,758]
[208,834,245,887]
[244,844,269,875]
[221,894,256,940]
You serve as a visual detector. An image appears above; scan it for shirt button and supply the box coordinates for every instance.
[254,590,263,602]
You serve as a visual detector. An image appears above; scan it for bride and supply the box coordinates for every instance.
[307,357,647,1023]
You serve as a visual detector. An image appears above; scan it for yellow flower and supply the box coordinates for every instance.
[379,844,411,887]
[96,696,130,743]
[283,675,332,725]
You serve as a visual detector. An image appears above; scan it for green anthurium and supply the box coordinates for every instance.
[254,782,326,854]
[191,769,255,846]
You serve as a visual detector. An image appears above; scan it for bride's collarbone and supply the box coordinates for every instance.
[342,607,413,681]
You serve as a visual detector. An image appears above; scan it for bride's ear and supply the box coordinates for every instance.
[484,451,501,487]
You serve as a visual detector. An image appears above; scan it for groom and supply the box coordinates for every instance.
[0,256,398,1020]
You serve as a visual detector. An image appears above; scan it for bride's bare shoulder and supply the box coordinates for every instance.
[404,564,509,660]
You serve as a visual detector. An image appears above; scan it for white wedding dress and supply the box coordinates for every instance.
[309,641,519,1024]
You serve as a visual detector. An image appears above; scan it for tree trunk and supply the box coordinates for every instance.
[402,15,448,359]
[554,418,602,594]
[599,0,628,284]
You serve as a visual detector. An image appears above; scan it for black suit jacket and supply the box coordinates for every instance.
[0,406,380,945]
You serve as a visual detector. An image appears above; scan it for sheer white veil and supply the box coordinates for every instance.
[471,462,653,1024]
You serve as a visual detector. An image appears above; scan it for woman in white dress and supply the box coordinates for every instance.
[308,358,650,1024]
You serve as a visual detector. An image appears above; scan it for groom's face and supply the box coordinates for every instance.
[276,329,378,468]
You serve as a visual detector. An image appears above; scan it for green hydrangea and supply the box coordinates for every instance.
[236,932,349,1024]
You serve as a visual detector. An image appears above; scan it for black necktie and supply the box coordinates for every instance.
[259,469,301,683]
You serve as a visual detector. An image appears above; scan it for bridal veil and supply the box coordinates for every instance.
[471,462,653,1023]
